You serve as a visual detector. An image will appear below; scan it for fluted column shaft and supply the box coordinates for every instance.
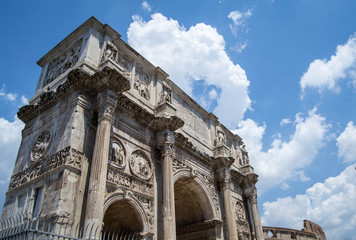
[84,89,117,228]
[157,129,176,240]
[248,192,264,240]
[218,168,239,240]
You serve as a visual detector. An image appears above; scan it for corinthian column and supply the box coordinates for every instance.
[247,191,264,240]
[84,89,117,228]
[217,167,239,240]
[157,129,176,240]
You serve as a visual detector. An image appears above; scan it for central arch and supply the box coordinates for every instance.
[174,174,218,240]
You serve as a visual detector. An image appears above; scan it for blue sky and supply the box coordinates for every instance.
[1,0,356,239]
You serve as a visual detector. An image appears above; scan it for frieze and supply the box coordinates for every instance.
[31,130,52,162]
[8,147,86,191]
[107,165,153,196]
[43,39,82,87]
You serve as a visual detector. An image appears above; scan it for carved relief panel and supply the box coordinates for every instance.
[101,41,132,73]
[43,39,82,87]
[129,150,153,181]
[134,66,150,100]
[31,130,52,162]
[109,140,126,169]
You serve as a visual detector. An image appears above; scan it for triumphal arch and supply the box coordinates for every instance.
[1,17,264,240]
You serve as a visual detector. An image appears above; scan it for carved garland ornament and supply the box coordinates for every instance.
[31,130,52,162]
[129,150,153,181]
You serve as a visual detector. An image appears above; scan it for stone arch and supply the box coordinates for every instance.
[173,169,219,220]
[103,191,151,234]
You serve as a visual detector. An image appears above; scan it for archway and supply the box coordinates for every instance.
[103,199,143,233]
[174,176,217,240]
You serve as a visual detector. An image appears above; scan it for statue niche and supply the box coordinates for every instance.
[129,150,152,181]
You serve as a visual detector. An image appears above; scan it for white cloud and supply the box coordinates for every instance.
[0,116,24,183]
[228,10,252,37]
[281,182,290,190]
[20,95,28,105]
[300,33,356,94]
[337,121,356,163]
[262,164,356,240]
[233,108,330,192]
[141,1,151,12]
[127,13,251,127]
[0,85,18,102]
[280,118,291,126]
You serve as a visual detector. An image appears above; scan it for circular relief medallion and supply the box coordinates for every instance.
[31,130,51,162]
[235,201,246,223]
[129,150,152,181]
[110,141,126,168]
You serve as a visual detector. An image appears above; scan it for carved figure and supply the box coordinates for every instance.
[31,131,51,162]
[216,124,226,145]
[159,78,172,104]
[44,39,82,86]
[101,41,118,62]
[134,77,150,100]
[111,141,125,166]
[130,151,152,180]
[241,145,250,165]
[235,201,246,223]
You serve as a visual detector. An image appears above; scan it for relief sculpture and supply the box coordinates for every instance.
[31,130,51,162]
[44,39,82,86]
[101,41,131,73]
[159,77,172,104]
[130,150,152,181]
[110,141,126,168]
[134,67,150,100]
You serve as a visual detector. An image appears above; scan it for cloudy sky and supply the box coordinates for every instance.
[1,0,355,239]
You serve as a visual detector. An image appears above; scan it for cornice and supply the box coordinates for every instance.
[18,66,130,123]
[174,132,213,166]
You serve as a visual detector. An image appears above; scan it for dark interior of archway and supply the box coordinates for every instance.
[103,200,143,233]
[174,177,206,229]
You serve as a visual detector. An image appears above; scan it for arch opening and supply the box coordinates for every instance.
[174,176,216,239]
[103,199,143,233]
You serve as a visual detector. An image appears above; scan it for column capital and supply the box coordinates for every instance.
[245,188,258,204]
[217,167,232,189]
[157,129,175,159]
[97,89,117,121]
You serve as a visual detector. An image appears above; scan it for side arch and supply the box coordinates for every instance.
[104,191,152,234]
